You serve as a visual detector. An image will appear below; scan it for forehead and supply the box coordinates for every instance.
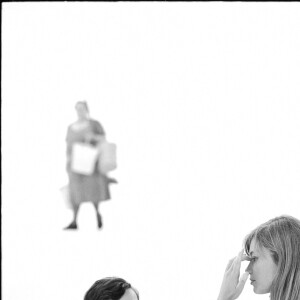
[249,239,268,257]
[120,288,138,300]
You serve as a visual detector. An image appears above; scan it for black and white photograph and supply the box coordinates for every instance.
[2,2,300,300]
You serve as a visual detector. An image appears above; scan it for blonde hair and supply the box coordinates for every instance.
[244,215,300,300]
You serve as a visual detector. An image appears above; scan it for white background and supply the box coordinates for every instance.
[2,2,300,300]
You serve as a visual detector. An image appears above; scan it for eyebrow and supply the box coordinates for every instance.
[249,251,257,257]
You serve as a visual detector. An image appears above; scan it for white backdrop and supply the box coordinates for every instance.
[2,3,300,300]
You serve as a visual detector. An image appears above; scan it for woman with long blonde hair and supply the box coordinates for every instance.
[217,215,300,300]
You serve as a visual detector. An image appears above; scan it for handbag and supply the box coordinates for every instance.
[71,142,99,175]
[59,185,72,209]
[98,141,117,174]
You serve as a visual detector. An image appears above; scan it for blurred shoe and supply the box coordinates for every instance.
[64,221,78,230]
[97,214,103,229]
[107,177,118,184]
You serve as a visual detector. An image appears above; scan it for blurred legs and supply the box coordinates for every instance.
[93,202,102,229]
[64,204,79,230]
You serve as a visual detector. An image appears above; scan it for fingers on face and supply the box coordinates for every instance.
[241,254,251,262]
[235,272,249,298]
[240,272,250,282]
[233,252,243,267]
[229,251,244,273]
[225,257,236,271]
[226,250,249,272]
[226,257,239,274]
[234,249,249,265]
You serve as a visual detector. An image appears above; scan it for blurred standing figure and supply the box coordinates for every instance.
[64,101,116,230]
[84,277,139,300]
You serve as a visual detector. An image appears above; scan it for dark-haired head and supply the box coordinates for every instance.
[84,277,139,300]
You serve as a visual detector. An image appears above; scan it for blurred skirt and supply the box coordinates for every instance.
[68,171,110,207]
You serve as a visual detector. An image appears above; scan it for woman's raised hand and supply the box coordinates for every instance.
[217,249,250,300]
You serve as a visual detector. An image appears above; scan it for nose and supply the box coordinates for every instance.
[245,261,253,273]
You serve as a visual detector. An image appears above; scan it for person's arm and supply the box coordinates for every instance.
[85,120,106,144]
[86,133,105,144]
[217,250,250,300]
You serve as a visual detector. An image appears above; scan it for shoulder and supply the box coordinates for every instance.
[68,121,78,130]
[89,119,103,128]
[89,119,101,125]
[67,123,74,131]
[89,119,105,134]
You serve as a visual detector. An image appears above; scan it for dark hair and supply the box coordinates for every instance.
[84,277,139,300]
[75,101,89,113]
